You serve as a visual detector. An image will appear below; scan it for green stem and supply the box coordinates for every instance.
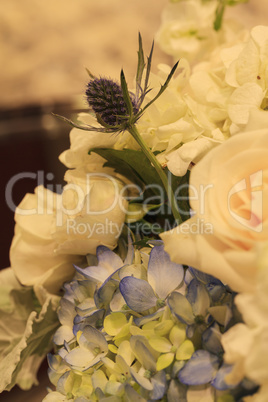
[127,124,182,225]
[214,0,225,31]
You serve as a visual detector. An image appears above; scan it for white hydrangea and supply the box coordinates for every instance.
[222,244,268,397]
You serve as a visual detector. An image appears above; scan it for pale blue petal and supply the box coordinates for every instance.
[119,277,158,312]
[124,236,135,265]
[167,379,187,402]
[206,282,226,302]
[148,245,184,299]
[186,279,210,317]
[168,292,195,325]
[73,310,105,335]
[178,350,220,386]
[96,246,124,270]
[124,383,147,402]
[57,298,76,327]
[202,324,223,355]
[150,370,167,400]
[74,264,109,283]
[56,371,70,394]
[95,276,119,309]
[189,268,222,286]
[134,309,164,327]
[130,336,157,372]
[74,246,123,283]
[211,364,235,390]
[79,325,108,352]
[76,298,96,315]
[129,367,153,391]
[53,325,75,346]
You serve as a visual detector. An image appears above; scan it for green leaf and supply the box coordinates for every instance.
[143,41,154,99]
[169,169,191,222]
[132,237,153,249]
[120,69,134,118]
[136,33,146,99]
[89,148,164,197]
[137,61,179,118]
[125,203,161,223]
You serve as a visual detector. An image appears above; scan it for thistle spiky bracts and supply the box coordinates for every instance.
[85,77,139,127]
[53,33,179,134]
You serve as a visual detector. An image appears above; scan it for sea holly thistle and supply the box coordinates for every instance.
[54,34,182,224]
[54,34,178,134]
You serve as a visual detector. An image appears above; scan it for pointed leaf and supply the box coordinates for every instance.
[89,148,163,196]
[136,33,145,99]
[120,69,134,117]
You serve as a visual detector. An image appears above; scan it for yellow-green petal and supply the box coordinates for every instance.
[176,340,195,360]
[154,320,174,337]
[104,312,127,336]
[149,336,172,353]
[156,353,174,371]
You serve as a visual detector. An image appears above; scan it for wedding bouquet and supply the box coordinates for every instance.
[1,0,268,401]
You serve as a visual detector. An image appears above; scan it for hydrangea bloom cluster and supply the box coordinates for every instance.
[44,241,256,401]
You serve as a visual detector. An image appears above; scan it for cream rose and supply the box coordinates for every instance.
[10,172,128,295]
[161,130,268,292]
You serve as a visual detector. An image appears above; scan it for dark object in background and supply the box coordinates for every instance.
[0,102,78,269]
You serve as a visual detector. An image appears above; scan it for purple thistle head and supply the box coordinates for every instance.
[86,77,139,127]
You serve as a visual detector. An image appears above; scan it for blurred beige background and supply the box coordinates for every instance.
[0,0,170,108]
[0,0,268,108]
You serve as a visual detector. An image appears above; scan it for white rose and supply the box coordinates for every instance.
[161,130,268,292]
[10,172,128,294]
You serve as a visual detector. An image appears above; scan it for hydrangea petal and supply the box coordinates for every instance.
[96,246,124,270]
[64,347,95,369]
[147,245,184,299]
[119,277,158,312]
[157,352,174,371]
[202,324,223,355]
[104,313,127,336]
[149,336,172,353]
[124,383,147,402]
[79,326,108,353]
[211,364,235,391]
[168,292,195,325]
[130,336,157,372]
[176,340,194,361]
[169,324,186,347]
[178,350,220,385]
[186,279,210,317]
[129,367,153,391]
[150,370,167,400]
[53,325,75,346]
[167,379,187,402]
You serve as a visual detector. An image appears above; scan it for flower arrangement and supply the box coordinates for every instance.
[1,0,268,401]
